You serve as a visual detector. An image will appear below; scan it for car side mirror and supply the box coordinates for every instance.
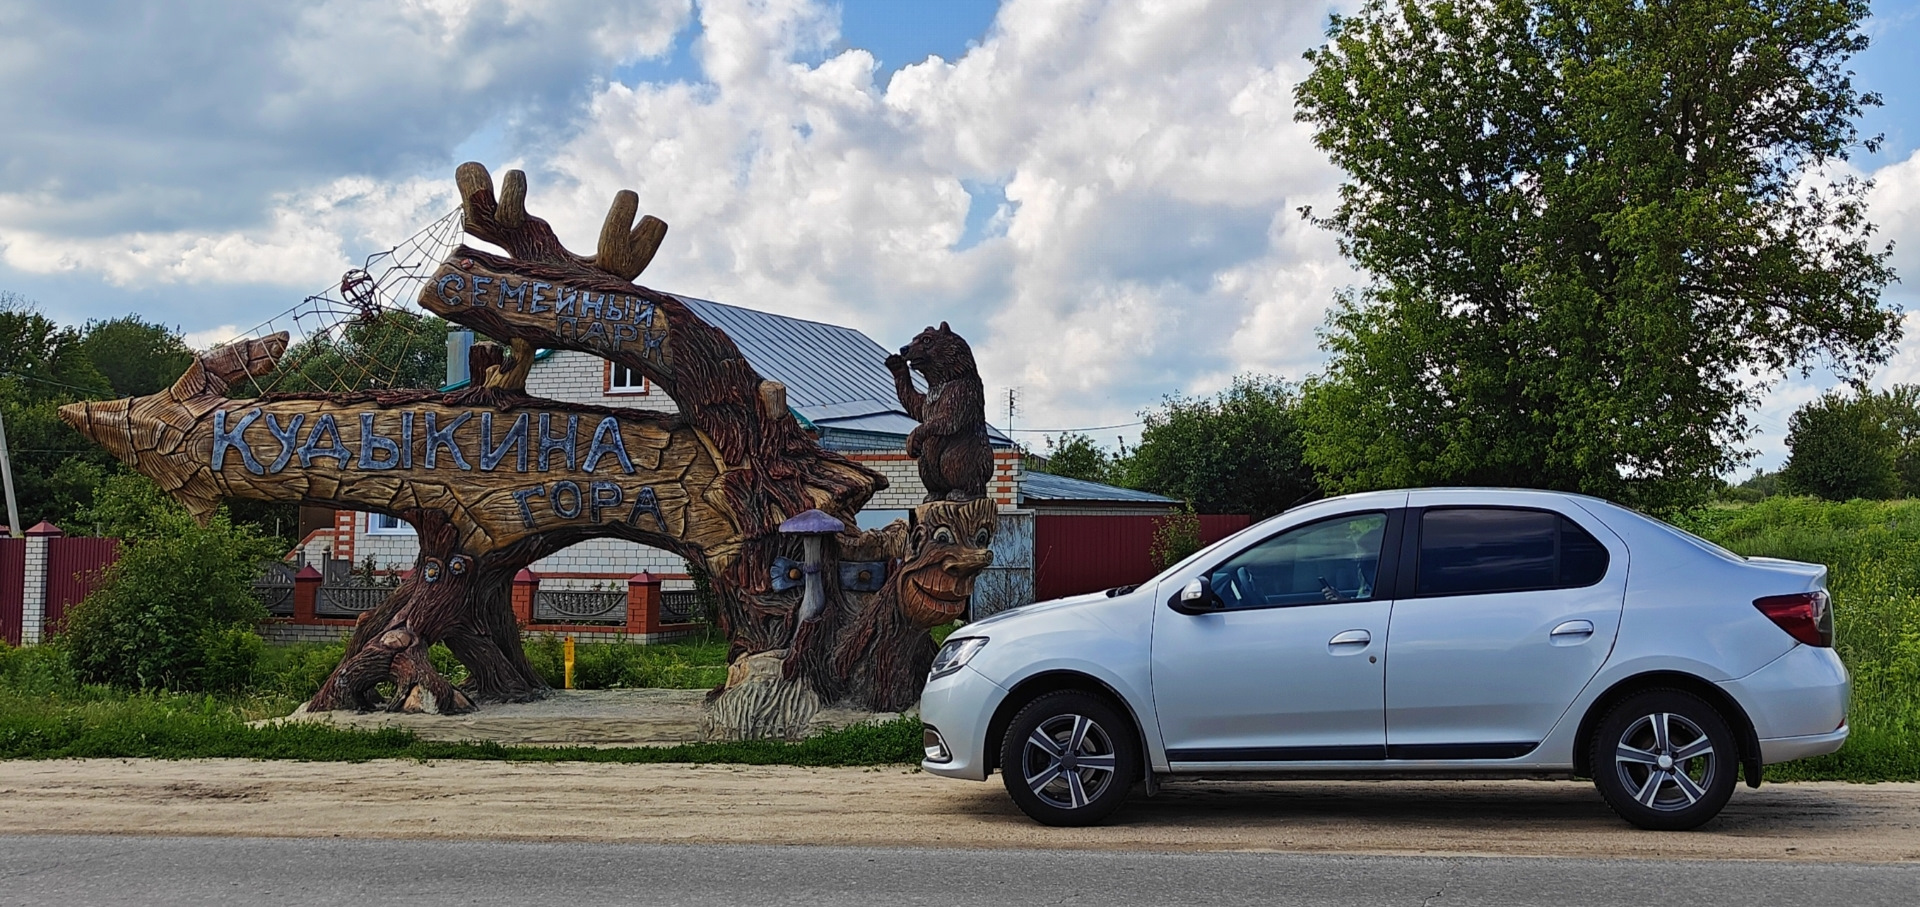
[1168,578,1225,615]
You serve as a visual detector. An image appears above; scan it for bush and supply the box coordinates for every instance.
[0,641,77,695]
[60,475,281,692]
[1678,498,1920,778]
[255,641,349,700]
[523,636,729,690]
[1149,505,1203,571]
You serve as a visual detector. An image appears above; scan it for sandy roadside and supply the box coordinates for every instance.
[3,759,1917,861]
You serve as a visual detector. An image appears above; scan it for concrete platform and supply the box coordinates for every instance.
[259,689,901,747]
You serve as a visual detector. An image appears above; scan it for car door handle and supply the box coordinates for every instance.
[1550,620,1595,644]
[1328,629,1371,647]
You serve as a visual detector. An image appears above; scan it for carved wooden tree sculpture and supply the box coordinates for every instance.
[60,164,886,715]
[61,163,998,726]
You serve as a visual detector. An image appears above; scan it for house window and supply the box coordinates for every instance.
[368,512,413,535]
[606,362,649,395]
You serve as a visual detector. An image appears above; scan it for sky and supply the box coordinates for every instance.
[2,0,1918,475]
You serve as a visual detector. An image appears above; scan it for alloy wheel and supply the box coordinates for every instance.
[1021,713,1119,810]
[1613,711,1719,812]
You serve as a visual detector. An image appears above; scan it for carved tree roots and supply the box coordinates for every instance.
[308,510,542,713]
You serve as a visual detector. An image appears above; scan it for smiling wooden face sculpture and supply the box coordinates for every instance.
[896,498,997,627]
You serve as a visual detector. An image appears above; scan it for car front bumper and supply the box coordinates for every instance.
[918,664,1007,781]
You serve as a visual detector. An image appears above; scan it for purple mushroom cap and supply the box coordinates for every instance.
[779,509,846,535]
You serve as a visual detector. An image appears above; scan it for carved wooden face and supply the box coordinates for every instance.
[897,498,996,627]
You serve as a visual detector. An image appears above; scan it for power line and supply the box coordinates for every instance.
[1005,421,1145,433]
[0,370,110,395]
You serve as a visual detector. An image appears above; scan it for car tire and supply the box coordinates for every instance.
[1589,689,1739,831]
[1000,690,1140,826]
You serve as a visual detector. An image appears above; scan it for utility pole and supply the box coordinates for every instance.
[0,405,20,537]
[1006,388,1018,455]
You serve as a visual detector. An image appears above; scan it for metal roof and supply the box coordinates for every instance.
[1020,471,1179,504]
[442,294,1009,446]
[675,295,907,410]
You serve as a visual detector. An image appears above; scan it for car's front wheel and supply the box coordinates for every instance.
[1000,690,1139,826]
[1590,689,1738,830]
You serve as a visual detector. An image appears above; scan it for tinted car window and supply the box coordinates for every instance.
[1417,509,1610,596]
[1559,518,1609,586]
[1208,512,1388,609]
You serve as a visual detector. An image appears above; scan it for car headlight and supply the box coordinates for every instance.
[929,636,989,680]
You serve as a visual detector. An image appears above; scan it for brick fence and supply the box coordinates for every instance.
[0,522,704,648]
[258,568,707,646]
[1,522,120,646]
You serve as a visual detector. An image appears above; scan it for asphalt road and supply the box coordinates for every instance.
[2,835,1917,907]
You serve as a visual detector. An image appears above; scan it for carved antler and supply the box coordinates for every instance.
[455,162,667,280]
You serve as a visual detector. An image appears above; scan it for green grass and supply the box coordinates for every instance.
[0,632,919,765]
[241,637,733,703]
[0,642,918,764]
[1677,498,1920,781]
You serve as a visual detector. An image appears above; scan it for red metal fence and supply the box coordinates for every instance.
[1033,513,1252,602]
[44,537,119,635]
[0,538,23,646]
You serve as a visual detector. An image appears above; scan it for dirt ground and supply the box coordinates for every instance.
[259,689,899,746]
[3,759,1917,861]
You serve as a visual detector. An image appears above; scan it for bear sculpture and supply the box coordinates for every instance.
[886,322,993,502]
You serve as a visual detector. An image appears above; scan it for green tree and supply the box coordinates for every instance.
[266,310,450,393]
[1716,468,1784,504]
[76,315,195,398]
[1295,0,1898,512]
[1119,375,1316,519]
[1034,432,1114,484]
[1875,385,1920,495]
[0,292,117,528]
[1779,386,1920,501]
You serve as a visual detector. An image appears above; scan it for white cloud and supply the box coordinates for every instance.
[532,0,1348,434]
[181,324,245,351]
[0,0,691,236]
[0,176,457,289]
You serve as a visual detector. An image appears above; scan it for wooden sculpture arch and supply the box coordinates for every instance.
[63,163,1013,723]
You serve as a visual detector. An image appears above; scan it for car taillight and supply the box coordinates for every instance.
[1753,590,1834,648]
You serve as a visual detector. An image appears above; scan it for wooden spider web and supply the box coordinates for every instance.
[217,207,469,397]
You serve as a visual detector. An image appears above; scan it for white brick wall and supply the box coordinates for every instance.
[298,531,334,565]
[846,454,930,509]
[528,538,691,590]
[840,450,1024,511]
[524,350,678,414]
[261,623,354,645]
[349,512,692,586]
[20,533,49,645]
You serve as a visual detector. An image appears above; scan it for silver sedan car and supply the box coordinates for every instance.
[920,488,1849,830]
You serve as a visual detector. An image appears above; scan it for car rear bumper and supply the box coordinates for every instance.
[1715,643,1850,744]
[1759,726,1849,765]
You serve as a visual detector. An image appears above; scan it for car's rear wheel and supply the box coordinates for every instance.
[1000,690,1139,826]
[1590,689,1738,830]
